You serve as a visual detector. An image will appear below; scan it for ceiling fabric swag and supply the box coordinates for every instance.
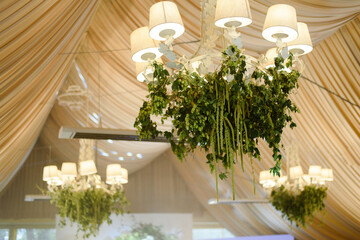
[0,0,100,192]
[0,0,359,239]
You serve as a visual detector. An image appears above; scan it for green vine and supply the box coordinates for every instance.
[135,45,300,199]
[43,186,129,239]
[270,185,327,227]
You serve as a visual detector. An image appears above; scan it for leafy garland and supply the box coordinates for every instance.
[44,186,129,239]
[135,45,300,199]
[116,223,179,240]
[270,185,327,227]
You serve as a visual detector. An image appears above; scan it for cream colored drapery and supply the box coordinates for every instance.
[0,0,360,238]
[0,0,99,191]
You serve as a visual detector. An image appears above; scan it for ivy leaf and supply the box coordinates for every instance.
[219,172,228,180]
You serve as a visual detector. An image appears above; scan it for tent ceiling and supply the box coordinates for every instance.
[1,0,360,238]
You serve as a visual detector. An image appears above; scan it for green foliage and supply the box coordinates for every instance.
[45,186,129,239]
[116,223,178,240]
[135,45,300,198]
[270,185,327,227]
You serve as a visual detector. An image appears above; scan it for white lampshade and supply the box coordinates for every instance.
[262,4,298,43]
[119,168,128,184]
[321,168,333,181]
[308,165,322,178]
[214,0,252,28]
[79,160,97,176]
[264,48,278,68]
[131,26,162,62]
[259,170,275,184]
[136,58,163,82]
[289,165,303,179]
[277,176,288,185]
[106,164,122,178]
[288,22,313,55]
[149,1,185,41]
[61,162,77,177]
[43,165,59,182]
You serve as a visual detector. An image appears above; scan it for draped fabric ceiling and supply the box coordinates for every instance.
[1,0,360,238]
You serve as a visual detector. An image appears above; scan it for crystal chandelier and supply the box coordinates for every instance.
[130,0,313,81]
[259,144,333,191]
[42,139,128,192]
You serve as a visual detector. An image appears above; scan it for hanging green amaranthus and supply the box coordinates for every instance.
[135,45,300,199]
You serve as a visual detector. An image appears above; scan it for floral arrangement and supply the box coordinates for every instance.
[135,44,300,199]
[270,185,327,227]
[44,186,129,239]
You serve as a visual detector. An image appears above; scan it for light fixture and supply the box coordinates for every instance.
[106,164,127,185]
[79,159,97,176]
[288,22,313,55]
[264,48,278,68]
[60,162,77,181]
[320,168,333,182]
[259,144,333,191]
[131,26,162,62]
[43,139,128,193]
[289,165,303,179]
[149,1,185,41]
[43,165,62,186]
[262,4,298,43]
[136,58,163,82]
[57,85,89,111]
[214,0,252,28]
[259,170,276,188]
[132,1,312,83]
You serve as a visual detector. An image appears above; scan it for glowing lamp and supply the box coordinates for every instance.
[131,26,162,62]
[214,0,252,28]
[136,58,163,82]
[308,165,322,178]
[262,4,298,43]
[289,165,303,179]
[79,160,97,176]
[61,162,77,178]
[288,22,313,55]
[321,168,333,181]
[149,1,185,41]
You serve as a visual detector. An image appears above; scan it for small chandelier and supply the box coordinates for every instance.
[42,139,128,192]
[130,0,313,81]
[57,85,89,111]
[259,144,333,191]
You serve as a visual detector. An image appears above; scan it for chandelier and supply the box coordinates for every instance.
[57,85,89,111]
[130,0,313,81]
[42,139,128,192]
[259,144,333,191]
